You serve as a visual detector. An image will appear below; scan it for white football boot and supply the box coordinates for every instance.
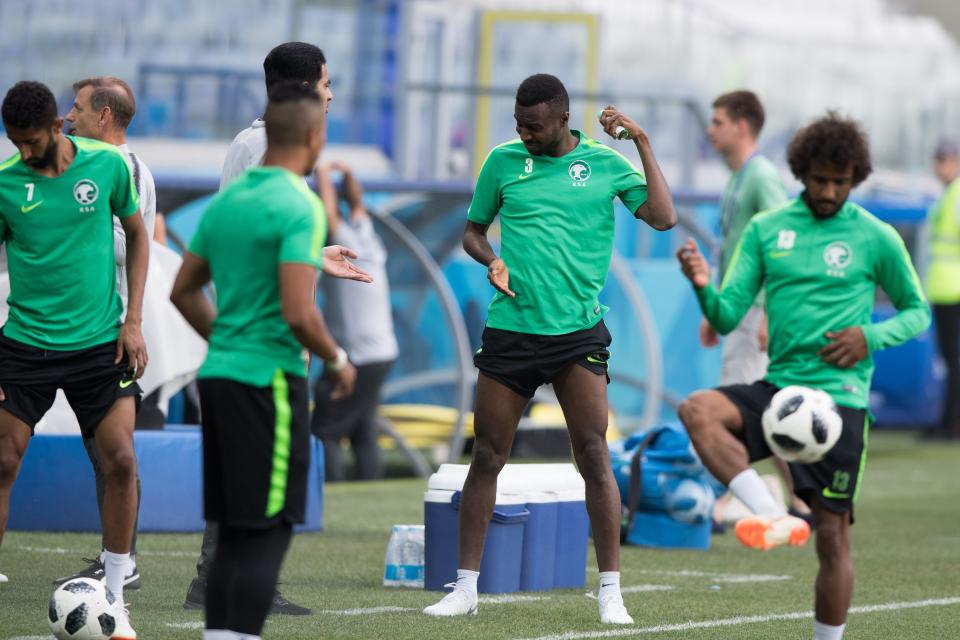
[423,583,478,617]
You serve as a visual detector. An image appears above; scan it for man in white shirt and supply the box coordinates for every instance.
[52,76,155,591]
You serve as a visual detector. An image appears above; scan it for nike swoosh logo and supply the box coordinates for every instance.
[517,173,532,180]
[20,201,43,213]
[586,355,606,365]
[119,379,135,389]
[821,488,850,499]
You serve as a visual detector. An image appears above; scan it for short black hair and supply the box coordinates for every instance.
[516,74,569,112]
[264,80,323,146]
[2,80,58,130]
[263,42,326,92]
[713,90,765,137]
[787,111,873,186]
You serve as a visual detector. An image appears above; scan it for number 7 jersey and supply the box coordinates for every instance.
[0,136,139,350]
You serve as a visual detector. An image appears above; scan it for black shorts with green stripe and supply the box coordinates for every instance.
[474,319,611,399]
[198,372,310,529]
[718,380,869,521]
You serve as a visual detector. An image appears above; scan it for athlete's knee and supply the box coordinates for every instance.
[679,391,722,439]
[814,514,850,568]
[0,446,22,486]
[100,447,137,485]
[572,436,610,486]
[470,437,510,477]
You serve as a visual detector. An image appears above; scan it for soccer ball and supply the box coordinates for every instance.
[665,478,714,524]
[48,577,118,640]
[762,386,843,464]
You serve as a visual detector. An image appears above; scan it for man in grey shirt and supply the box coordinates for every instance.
[312,162,398,481]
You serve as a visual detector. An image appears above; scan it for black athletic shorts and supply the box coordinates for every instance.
[718,380,870,520]
[198,372,310,529]
[473,320,612,399]
[0,330,142,438]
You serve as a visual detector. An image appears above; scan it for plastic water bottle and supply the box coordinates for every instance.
[383,524,425,587]
[597,110,630,140]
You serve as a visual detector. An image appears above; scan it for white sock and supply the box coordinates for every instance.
[203,632,236,640]
[455,569,479,596]
[598,571,621,599]
[728,468,787,519]
[102,550,129,606]
[234,633,262,640]
[813,620,845,640]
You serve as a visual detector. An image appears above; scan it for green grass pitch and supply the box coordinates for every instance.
[1,432,958,638]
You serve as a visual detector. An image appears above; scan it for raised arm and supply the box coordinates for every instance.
[599,105,676,231]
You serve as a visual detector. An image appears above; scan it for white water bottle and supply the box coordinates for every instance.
[597,109,629,140]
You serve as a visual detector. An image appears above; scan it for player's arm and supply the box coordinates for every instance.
[820,226,931,368]
[169,252,216,340]
[599,105,676,231]
[464,220,514,298]
[117,212,149,377]
[677,222,764,334]
[279,263,356,399]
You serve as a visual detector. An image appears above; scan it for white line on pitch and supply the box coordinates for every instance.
[319,606,416,616]
[16,545,197,558]
[634,569,792,583]
[166,622,205,629]
[480,594,551,604]
[512,596,960,640]
[586,585,674,599]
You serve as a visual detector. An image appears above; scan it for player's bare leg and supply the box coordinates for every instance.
[552,362,631,624]
[0,410,31,565]
[423,373,528,617]
[812,497,853,628]
[679,391,809,549]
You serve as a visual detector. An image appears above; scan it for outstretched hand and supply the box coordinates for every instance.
[488,258,516,298]
[819,327,868,368]
[323,245,374,283]
[676,238,710,289]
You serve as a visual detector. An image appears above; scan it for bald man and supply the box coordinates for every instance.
[171,81,356,640]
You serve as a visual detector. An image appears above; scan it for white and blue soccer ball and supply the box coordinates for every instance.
[762,385,843,464]
[665,478,714,524]
[48,577,118,640]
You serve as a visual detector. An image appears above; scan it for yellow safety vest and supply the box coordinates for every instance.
[926,177,960,304]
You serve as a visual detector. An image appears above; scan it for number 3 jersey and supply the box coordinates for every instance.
[0,136,139,350]
[468,131,648,336]
[697,196,930,409]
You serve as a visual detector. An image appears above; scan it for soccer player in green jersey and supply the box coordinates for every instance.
[171,81,356,640]
[677,113,930,640]
[423,74,676,624]
[0,80,149,637]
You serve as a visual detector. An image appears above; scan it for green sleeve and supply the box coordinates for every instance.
[861,224,931,352]
[610,152,648,213]
[467,149,502,225]
[696,219,765,334]
[110,151,139,218]
[279,195,325,269]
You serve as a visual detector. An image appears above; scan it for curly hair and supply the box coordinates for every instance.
[787,112,872,186]
[2,80,58,130]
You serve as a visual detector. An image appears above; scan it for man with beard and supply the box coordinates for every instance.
[0,80,148,638]
[676,112,930,640]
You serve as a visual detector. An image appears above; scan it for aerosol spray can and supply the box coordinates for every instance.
[597,109,630,140]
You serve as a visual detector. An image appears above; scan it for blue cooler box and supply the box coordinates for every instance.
[424,488,528,593]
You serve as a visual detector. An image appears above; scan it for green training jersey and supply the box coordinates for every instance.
[191,166,326,387]
[0,136,139,350]
[697,196,930,409]
[468,131,648,335]
[717,154,787,280]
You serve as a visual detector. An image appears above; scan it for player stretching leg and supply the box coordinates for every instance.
[424,74,675,624]
[677,113,930,640]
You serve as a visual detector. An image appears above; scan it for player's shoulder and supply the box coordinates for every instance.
[0,151,22,177]
[483,139,526,162]
[73,136,127,164]
[580,135,638,168]
[845,202,901,242]
[750,197,801,226]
